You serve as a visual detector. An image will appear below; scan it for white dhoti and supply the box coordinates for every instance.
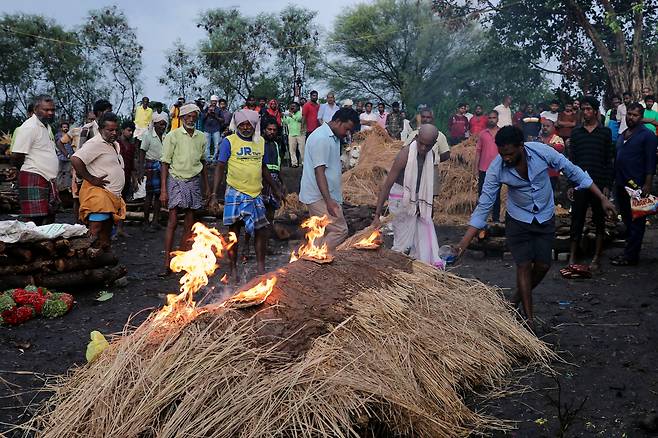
[387,141,441,267]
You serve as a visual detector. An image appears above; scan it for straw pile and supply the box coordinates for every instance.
[24,248,552,438]
[342,126,403,206]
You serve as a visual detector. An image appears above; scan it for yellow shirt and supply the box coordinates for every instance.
[134,106,153,128]
[170,105,181,130]
[225,134,264,198]
[161,127,205,180]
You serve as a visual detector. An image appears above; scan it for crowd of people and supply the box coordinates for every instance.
[8,86,658,328]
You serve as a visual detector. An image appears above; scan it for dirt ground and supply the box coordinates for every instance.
[1,210,657,437]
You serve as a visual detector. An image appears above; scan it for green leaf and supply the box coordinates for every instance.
[95,291,114,302]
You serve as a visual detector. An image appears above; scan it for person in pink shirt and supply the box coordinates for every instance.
[302,90,320,137]
[469,104,488,136]
[376,102,388,129]
[474,110,501,222]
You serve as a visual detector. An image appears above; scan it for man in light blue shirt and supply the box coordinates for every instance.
[300,108,359,249]
[456,126,616,330]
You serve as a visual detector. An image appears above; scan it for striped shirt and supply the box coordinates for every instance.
[569,125,614,189]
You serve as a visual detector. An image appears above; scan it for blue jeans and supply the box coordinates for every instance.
[204,131,221,162]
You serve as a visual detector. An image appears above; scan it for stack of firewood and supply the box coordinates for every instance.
[0,162,18,212]
[0,236,126,289]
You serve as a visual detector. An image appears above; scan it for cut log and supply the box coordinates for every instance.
[0,265,127,289]
[468,237,508,252]
[7,247,32,263]
[53,252,118,272]
[34,240,56,257]
[0,259,53,276]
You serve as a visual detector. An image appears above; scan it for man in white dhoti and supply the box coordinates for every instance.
[371,125,442,267]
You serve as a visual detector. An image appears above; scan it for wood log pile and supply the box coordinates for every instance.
[0,236,126,289]
[0,161,19,212]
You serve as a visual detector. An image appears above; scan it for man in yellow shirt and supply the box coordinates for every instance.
[159,103,210,276]
[133,96,153,140]
[210,109,282,282]
[169,96,185,131]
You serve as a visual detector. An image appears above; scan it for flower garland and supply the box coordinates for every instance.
[0,285,74,325]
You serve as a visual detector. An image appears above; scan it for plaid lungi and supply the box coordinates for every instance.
[223,186,269,235]
[262,172,281,210]
[167,174,202,210]
[19,171,59,218]
[144,160,161,194]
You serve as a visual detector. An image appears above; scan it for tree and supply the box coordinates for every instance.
[433,0,658,99]
[324,0,465,105]
[0,14,108,129]
[81,5,143,114]
[270,6,320,101]
[198,9,272,103]
[159,39,203,101]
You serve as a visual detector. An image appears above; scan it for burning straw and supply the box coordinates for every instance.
[22,243,552,437]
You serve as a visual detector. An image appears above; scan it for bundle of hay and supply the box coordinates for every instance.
[26,248,552,437]
[434,137,508,224]
[342,125,403,206]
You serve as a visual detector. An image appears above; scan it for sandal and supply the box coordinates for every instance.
[560,264,592,279]
[610,256,638,266]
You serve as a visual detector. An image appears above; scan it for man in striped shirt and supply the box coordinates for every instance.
[566,96,614,272]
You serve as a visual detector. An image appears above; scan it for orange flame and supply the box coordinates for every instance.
[154,223,237,322]
[353,230,382,249]
[220,274,229,284]
[289,215,332,262]
[222,277,277,308]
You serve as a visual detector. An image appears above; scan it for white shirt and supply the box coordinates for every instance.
[73,134,125,197]
[493,104,513,127]
[617,103,628,133]
[401,119,413,142]
[640,100,658,112]
[359,111,379,131]
[318,103,339,124]
[12,114,59,180]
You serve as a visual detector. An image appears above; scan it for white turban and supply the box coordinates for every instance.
[229,109,261,143]
[152,112,169,125]
[180,103,200,117]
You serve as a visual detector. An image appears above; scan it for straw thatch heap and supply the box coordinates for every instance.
[25,248,552,438]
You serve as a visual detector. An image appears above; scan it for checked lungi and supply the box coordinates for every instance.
[166,174,202,210]
[144,160,161,194]
[223,186,269,235]
[262,172,281,210]
[18,171,60,218]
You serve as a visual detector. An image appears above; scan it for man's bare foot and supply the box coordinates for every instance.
[590,259,601,273]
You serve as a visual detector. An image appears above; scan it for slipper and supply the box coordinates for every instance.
[560,264,592,279]
[610,257,638,266]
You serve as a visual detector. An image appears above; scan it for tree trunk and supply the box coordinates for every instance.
[53,252,118,272]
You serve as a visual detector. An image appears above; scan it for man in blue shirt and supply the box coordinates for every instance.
[299,108,359,249]
[612,103,658,266]
[456,126,616,329]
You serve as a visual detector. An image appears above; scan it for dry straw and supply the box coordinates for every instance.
[22,249,552,438]
[341,130,507,225]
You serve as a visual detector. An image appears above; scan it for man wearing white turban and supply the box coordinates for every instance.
[211,109,282,282]
[138,111,168,230]
[159,103,210,276]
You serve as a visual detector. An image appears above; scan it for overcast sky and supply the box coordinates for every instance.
[3,0,359,105]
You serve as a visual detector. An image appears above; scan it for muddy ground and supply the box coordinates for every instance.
[1,201,657,436]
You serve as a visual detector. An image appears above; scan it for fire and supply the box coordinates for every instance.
[222,277,277,309]
[220,274,229,284]
[289,215,333,263]
[353,229,382,250]
[154,223,237,322]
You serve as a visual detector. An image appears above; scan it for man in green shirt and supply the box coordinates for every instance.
[159,103,210,276]
[641,95,658,134]
[283,102,305,167]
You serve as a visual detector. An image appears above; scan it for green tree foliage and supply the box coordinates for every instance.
[0,14,108,130]
[159,39,203,101]
[81,5,143,114]
[433,0,658,99]
[198,9,273,103]
[270,6,320,101]
[325,0,551,128]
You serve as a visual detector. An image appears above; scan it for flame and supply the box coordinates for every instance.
[222,277,277,308]
[289,215,332,262]
[154,223,237,322]
[220,274,229,284]
[353,230,382,249]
